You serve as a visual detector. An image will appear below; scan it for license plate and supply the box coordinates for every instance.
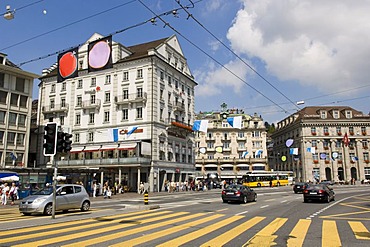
[310,192,317,194]
[226,192,234,195]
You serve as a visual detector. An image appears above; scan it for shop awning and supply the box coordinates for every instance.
[237,164,250,167]
[195,164,203,167]
[204,164,218,167]
[83,146,101,152]
[118,143,137,150]
[221,164,233,167]
[100,144,119,151]
[70,146,85,153]
[252,164,266,167]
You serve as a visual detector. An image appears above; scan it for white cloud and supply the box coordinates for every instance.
[194,59,253,97]
[227,0,370,93]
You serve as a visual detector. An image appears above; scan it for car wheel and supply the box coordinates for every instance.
[277,182,280,187]
[81,200,90,212]
[304,198,308,203]
[294,191,298,194]
[44,203,53,216]
[243,196,248,204]
[253,194,257,202]
[257,183,261,187]
[326,195,330,203]
[222,199,228,203]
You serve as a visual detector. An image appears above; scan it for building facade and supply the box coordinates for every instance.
[194,106,268,181]
[270,106,370,183]
[38,34,197,192]
[0,53,39,169]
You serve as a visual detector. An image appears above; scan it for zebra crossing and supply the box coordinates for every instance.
[0,209,369,246]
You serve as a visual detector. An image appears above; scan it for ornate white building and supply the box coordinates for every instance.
[270,106,370,183]
[0,53,39,168]
[194,106,268,181]
[38,33,197,192]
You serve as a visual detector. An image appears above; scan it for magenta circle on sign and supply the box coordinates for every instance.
[286,139,294,147]
[89,41,111,69]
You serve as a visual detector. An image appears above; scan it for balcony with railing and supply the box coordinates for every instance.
[42,103,69,113]
[56,156,151,167]
[173,101,185,112]
[115,92,147,105]
[168,118,193,131]
[79,99,101,109]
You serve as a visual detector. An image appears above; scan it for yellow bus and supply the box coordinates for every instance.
[242,171,291,187]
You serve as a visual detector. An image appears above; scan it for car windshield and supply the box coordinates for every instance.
[226,185,243,190]
[307,185,325,190]
[32,186,60,195]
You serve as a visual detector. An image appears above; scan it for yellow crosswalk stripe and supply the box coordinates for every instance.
[0,210,150,239]
[200,217,265,247]
[115,214,227,247]
[243,218,288,246]
[322,220,341,247]
[287,219,311,247]
[348,221,370,240]
[64,212,208,247]
[6,211,174,247]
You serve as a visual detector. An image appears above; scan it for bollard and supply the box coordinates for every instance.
[144,190,149,205]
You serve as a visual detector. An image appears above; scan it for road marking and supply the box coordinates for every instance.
[260,205,269,208]
[200,217,265,247]
[281,200,287,203]
[348,221,370,240]
[236,210,249,215]
[287,219,311,247]
[264,199,276,202]
[243,218,288,247]
[62,212,206,247]
[322,220,341,247]
[9,211,178,247]
[216,208,228,212]
[125,214,237,247]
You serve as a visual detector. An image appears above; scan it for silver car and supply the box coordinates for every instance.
[19,184,90,216]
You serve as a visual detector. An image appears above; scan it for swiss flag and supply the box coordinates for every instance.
[343,132,349,147]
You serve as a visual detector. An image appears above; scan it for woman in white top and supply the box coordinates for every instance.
[1,183,9,205]
[9,183,18,205]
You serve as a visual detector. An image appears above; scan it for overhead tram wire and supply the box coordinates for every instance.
[1,0,137,52]
[137,0,290,115]
[0,0,45,16]
[175,0,300,111]
[16,3,200,67]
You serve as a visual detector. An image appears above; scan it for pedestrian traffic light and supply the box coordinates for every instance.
[43,122,57,156]
[64,133,73,152]
[56,131,65,153]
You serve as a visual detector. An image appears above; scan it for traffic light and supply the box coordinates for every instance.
[56,131,65,153]
[43,123,57,156]
[64,133,73,152]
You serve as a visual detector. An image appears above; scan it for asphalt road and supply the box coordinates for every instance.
[0,185,370,246]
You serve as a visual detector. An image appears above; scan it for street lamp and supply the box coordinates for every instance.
[4,6,15,20]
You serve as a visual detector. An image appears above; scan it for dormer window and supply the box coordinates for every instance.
[321,111,327,119]
[345,110,352,119]
[333,110,339,119]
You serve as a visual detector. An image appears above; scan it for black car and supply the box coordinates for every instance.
[221,184,257,204]
[303,184,335,203]
[293,182,309,193]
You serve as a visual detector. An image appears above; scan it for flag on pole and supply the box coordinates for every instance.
[227,116,242,129]
[290,148,299,155]
[255,149,263,156]
[10,152,17,161]
[343,132,349,147]
[192,120,209,133]
[242,151,249,158]
[352,156,359,162]
[109,128,119,142]
[306,147,316,154]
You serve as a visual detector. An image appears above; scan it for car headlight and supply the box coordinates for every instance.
[33,198,46,204]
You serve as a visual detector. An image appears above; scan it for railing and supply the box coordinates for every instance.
[42,104,69,113]
[57,157,151,167]
[80,99,101,109]
[173,102,185,112]
[115,92,147,104]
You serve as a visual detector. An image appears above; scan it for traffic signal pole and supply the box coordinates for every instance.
[52,154,57,219]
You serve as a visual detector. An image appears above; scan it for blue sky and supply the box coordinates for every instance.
[1,0,369,123]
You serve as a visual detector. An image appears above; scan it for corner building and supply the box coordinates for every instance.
[270,106,370,183]
[38,33,197,192]
[194,109,268,180]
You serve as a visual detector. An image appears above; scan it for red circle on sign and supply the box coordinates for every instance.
[59,52,77,78]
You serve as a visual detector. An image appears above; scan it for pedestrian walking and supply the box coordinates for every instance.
[92,182,97,197]
[1,183,9,205]
[9,182,18,205]
[139,182,145,194]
